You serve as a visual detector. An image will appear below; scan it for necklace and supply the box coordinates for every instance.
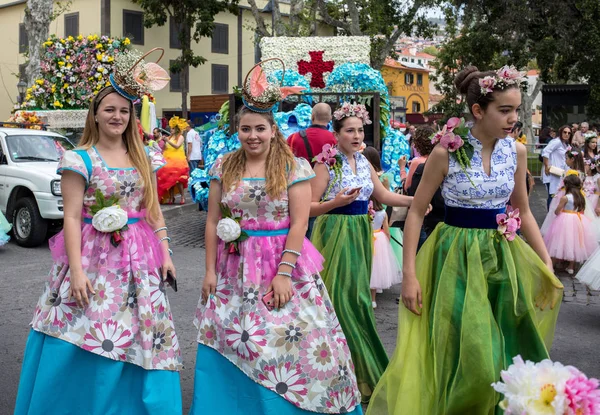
[246,164,263,178]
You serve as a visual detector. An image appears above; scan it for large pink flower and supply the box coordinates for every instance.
[82,320,132,360]
[497,207,521,241]
[479,76,497,94]
[565,368,600,415]
[225,312,267,361]
[439,132,464,152]
[446,117,461,131]
[497,65,523,83]
[257,359,308,405]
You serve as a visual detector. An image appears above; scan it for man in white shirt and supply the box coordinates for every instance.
[186,123,203,171]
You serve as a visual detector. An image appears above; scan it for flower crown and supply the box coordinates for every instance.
[478,66,528,96]
[242,58,305,113]
[109,47,170,101]
[333,102,372,125]
[584,132,598,141]
[168,116,188,132]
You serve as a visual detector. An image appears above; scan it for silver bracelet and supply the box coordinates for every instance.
[277,271,293,278]
[168,248,173,257]
[159,236,171,244]
[279,261,296,269]
[154,226,167,234]
[282,249,301,257]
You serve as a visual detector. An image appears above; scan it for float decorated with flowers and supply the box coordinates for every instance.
[14,34,131,129]
[189,36,410,209]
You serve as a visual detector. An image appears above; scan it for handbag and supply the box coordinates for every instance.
[549,166,565,177]
[389,186,408,224]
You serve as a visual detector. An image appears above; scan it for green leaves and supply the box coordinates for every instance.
[89,190,120,216]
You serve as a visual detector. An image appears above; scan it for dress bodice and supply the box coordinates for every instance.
[321,151,374,202]
[210,156,315,230]
[57,146,165,216]
[442,132,517,209]
[564,193,576,211]
[371,210,386,231]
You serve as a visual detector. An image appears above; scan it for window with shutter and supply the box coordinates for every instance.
[170,16,182,49]
[417,74,423,86]
[212,64,229,94]
[123,10,144,45]
[19,23,28,54]
[64,13,79,38]
[211,24,229,54]
[170,60,182,92]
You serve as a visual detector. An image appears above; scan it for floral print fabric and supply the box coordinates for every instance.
[194,156,361,413]
[442,132,517,209]
[31,147,182,371]
[321,151,375,202]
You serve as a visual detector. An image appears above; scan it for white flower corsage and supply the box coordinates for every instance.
[217,204,248,254]
[90,190,129,247]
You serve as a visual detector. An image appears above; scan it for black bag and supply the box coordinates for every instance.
[299,130,314,165]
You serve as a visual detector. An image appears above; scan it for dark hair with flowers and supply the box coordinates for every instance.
[332,102,372,131]
[566,146,586,173]
[455,65,527,115]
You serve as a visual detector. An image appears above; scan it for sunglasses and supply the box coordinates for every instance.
[563,130,572,134]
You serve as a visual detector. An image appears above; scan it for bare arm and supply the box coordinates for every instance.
[147,174,175,280]
[187,142,192,159]
[553,197,568,216]
[510,143,553,269]
[167,135,185,149]
[401,145,448,315]
[201,179,222,302]
[371,165,413,207]
[62,170,95,307]
[309,163,358,216]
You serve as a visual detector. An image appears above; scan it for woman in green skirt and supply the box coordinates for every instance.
[367,66,564,415]
[309,102,414,402]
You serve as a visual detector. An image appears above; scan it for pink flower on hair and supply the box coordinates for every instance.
[496,206,521,241]
[497,65,523,83]
[446,117,461,131]
[479,76,496,94]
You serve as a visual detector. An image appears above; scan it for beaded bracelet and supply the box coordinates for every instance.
[282,249,301,256]
[279,261,296,269]
[154,226,168,234]
[159,236,172,244]
[168,248,173,257]
[277,271,293,278]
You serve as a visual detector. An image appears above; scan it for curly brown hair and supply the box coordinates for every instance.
[413,126,436,157]
[221,107,296,199]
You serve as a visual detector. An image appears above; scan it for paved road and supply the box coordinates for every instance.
[1,183,599,414]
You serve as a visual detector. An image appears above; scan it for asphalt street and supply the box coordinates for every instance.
[0,183,599,414]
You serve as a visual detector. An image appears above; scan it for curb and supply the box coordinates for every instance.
[161,202,201,220]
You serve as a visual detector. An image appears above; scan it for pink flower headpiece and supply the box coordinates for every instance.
[478,65,527,96]
[333,102,372,125]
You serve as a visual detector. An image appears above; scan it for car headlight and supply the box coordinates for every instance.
[51,179,61,196]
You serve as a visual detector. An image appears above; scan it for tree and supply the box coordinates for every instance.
[246,0,319,38]
[423,45,438,56]
[133,0,239,118]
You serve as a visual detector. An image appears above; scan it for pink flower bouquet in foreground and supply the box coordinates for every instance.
[492,355,600,414]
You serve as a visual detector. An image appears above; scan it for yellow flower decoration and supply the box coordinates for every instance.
[63,83,69,89]
[168,116,189,132]
[35,79,44,85]
[53,100,63,108]
[77,35,83,40]
[60,38,66,44]
[67,36,74,42]
[96,53,104,61]
[123,38,131,45]
[95,43,103,49]
[51,85,56,93]
[87,35,94,41]
[57,61,65,66]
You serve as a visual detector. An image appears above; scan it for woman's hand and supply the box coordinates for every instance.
[398,156,407,170]
[201,270,217,303]
[332,187,360,208]
[267,274,293,309]
[401,275,422,316]
[69,269,95,308]
[161,257,176,284]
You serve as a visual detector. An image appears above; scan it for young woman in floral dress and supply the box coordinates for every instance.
[309,103,415,403]
[367,66,563,415]
[190,104,363,414]
[14,82,183,414]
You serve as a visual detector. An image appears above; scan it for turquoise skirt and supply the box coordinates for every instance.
[14,330,182,415]
[189,344,364,415]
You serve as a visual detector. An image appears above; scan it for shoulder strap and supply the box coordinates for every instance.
[299,130,314,162]
[73,149,92,181]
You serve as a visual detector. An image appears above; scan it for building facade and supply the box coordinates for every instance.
[381,58,430,117]
[0,0,331,120]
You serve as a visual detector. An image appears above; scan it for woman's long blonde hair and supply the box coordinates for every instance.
[221,107,296,198]
[79,86,160,222]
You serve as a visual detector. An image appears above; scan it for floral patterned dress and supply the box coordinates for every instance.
[30,146,182,371]
[192,156,361,413]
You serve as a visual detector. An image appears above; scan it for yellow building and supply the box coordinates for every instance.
[381,57,430,116]
[0,0,332,120]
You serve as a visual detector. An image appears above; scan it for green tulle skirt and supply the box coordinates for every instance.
[311,214,389,402]
[366,223,564,415]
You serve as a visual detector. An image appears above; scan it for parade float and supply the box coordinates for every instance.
[189,36,410,209]
[10,34,134,138]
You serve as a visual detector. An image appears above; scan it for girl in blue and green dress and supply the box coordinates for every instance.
[367,66,563,414]
[309,103,415,403]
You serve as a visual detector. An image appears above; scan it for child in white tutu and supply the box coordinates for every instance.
[543,174,598,274]
[369,197,402,308]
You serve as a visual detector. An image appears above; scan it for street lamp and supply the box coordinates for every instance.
[17,79,27,104]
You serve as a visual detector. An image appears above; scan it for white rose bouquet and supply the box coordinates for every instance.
[217,204,248,254]
[89,189,129,247]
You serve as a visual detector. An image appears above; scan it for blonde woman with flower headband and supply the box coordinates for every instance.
[190,63,363,415]
[157,116,190,205]
[367,66,563,415]
[14,50,183,414]
[309,102,416,403]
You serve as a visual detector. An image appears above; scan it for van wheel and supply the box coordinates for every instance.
[11,197,48,247]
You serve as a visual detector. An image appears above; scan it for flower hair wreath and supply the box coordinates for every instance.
[478,65,528,96]
[333,102,372,125]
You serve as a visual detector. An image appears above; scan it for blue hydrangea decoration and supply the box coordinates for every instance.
[274,103,313,138]
[381,128,410,188]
